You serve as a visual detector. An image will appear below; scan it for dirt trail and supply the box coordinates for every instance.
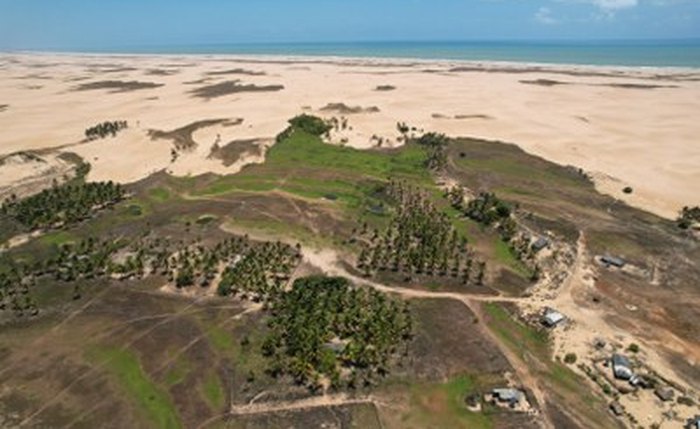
[229,393,374,416]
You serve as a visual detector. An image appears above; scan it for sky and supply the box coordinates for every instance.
[0,0,698,50]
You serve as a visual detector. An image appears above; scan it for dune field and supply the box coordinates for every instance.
[1,53,699,219]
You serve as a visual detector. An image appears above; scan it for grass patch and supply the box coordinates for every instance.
[40,231,76,247]
[200,372,225,410]
[483,303,549,359]
[404,374,494,429]
[86,345,181,429]
[493,239,532,278]
[149,187,171,202]
[194,130,431,208]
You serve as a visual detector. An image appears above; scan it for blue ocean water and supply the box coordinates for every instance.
[102,40,700,68]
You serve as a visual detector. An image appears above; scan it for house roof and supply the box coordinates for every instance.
[612,354,631,368]
[492,388,522,401]
[543,310,565,326]
[602,255,625,267]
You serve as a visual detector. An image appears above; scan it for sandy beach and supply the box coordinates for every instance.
[1,52,698,219]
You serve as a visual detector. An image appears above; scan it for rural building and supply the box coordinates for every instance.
[654,387,674,402]
[685,416,700,429]
[629,374,652,389]
[609,401,624,416]
[491,388,523,406]
[531,237,550,252]
[601,255,625,268]
[541,309,565,328]
[611,354,633,380]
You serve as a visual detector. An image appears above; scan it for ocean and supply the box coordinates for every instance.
[93,40,700,68]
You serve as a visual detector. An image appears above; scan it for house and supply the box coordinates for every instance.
[601,255,625,268]
[654,387,674,402]
[531,237,550,252]
[609,401,624,416]
[685,416,700,429]
[611,354,633,380]
[541,309,565,328]
[491,388,523,406]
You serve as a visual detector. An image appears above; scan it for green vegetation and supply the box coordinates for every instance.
[564,353,578,364]
[627,343,640,353]
[0,181,126,230]
[196,117,431,205]
[287,114,332,137]
[85,120,128,141]
[88,346,181,429]
[149,187,171,202]
[262,276,412,391]
[201,372,225,410]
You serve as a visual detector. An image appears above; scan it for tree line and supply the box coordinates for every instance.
[0,181,126,230]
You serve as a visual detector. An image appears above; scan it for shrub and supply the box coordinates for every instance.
[627,343,640,353]
[564,353,577,364]
[622,186,633,194]
[288,114,332,136]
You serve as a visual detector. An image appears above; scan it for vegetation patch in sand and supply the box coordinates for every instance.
[208,138,264,167]
[73,80,164,93]
[148,118,243,151]
[145,68,179,76]
[0,104,8,112]
[205,68,266,76]
[520,78,678,89]
[189,80,284,99]
[320,102,381,114]
[374,85,396,91]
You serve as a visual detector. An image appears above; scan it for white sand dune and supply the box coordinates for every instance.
[0,53,698,219]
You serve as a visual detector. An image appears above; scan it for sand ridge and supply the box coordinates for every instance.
[0,53,699,219]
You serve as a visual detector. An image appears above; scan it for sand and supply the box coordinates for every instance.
[1,53,699,219]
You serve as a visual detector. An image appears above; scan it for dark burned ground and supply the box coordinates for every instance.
[73,80,164,92]
[190,80,284,99]
[148,118,244,151]
[402,299,510,380]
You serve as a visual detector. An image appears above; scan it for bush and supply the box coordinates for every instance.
[622,186,633,194]
[288,114,332,136]
[627,343,640,353]
[564,353,577,364]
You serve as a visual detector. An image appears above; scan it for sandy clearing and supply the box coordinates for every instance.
[1,53,699,219]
